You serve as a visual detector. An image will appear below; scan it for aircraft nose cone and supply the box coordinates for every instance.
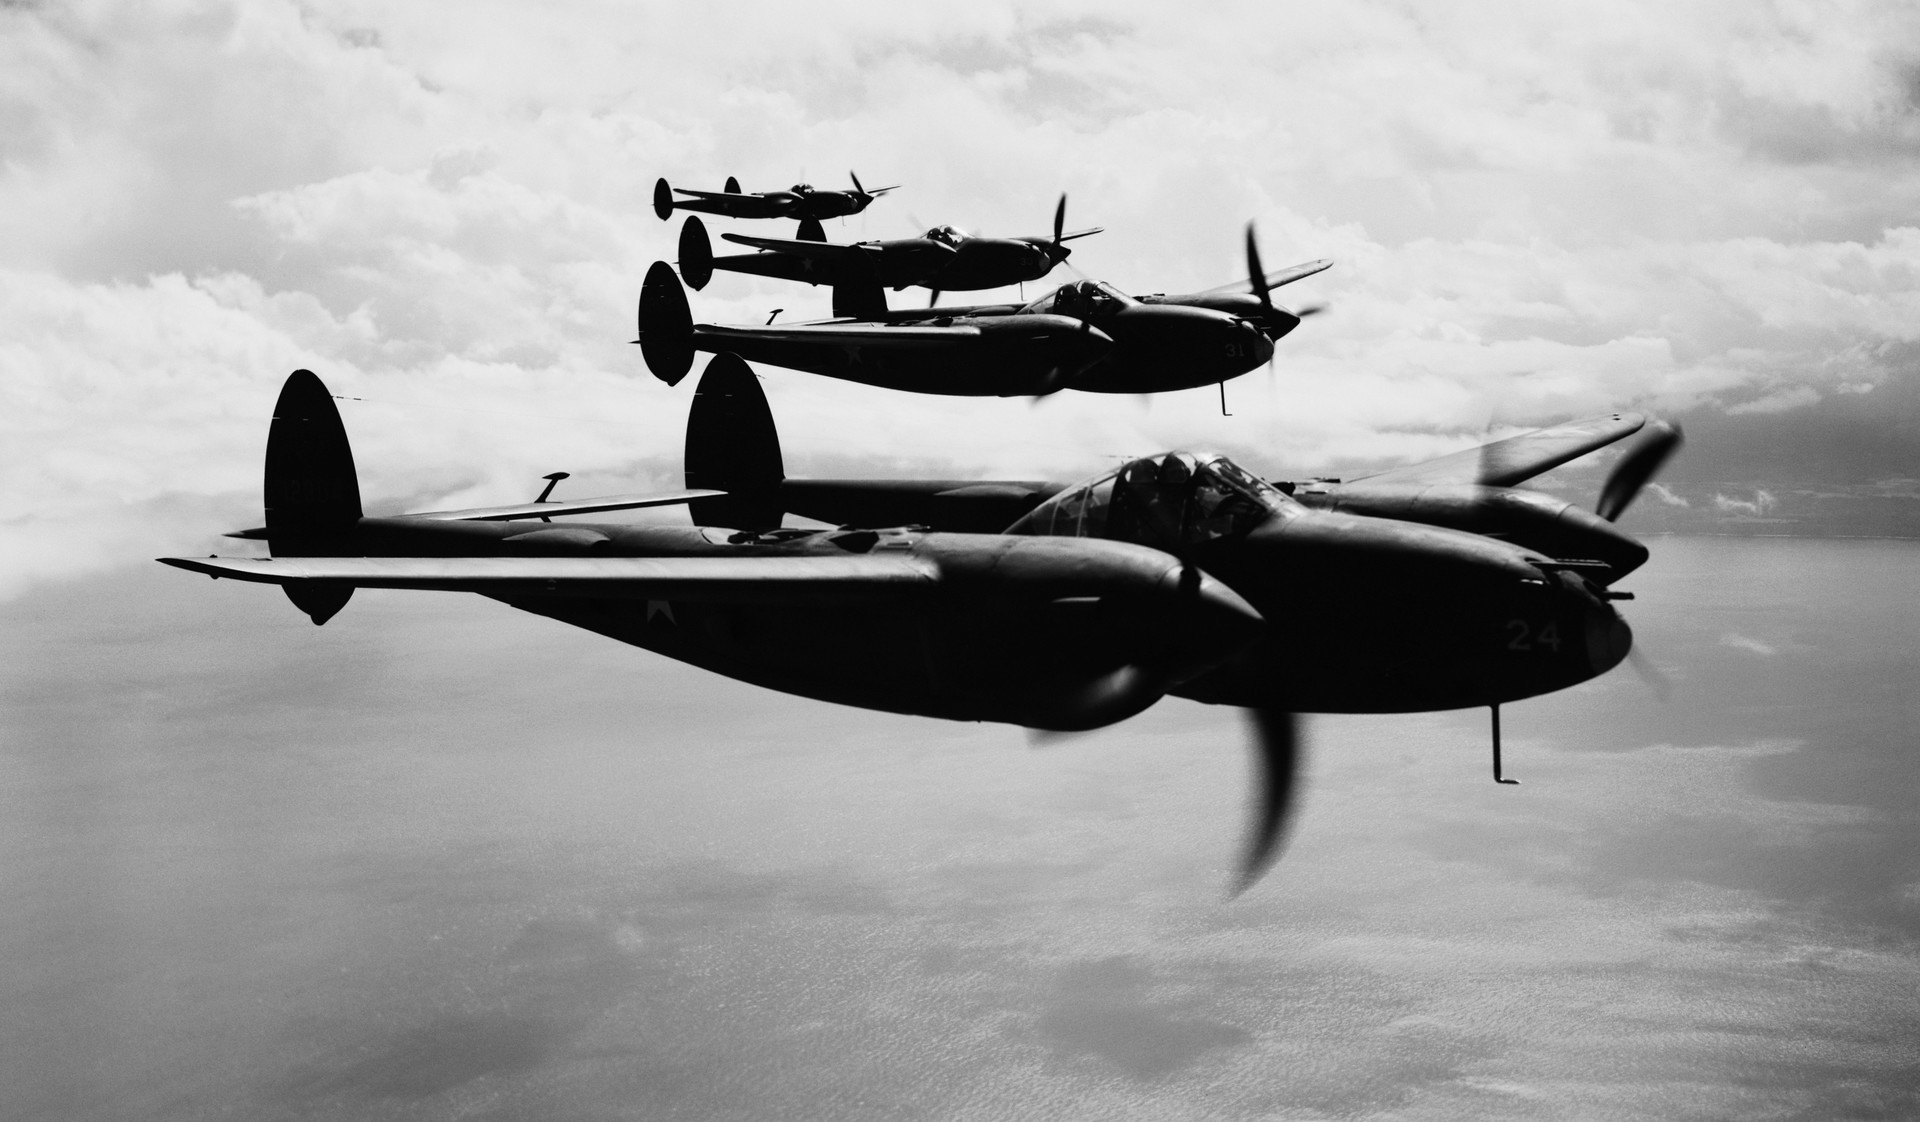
[1146,564,1266,683]
[1556,505,1650,581]
[1050,319,1115,367]
[1263,307,1302,341]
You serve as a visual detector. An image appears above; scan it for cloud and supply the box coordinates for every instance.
[1728,385,1823,415]
[1646,482,1690,508]
[1718,633,1779,657]
[3,1,1919,596]
[1713,490,1779,517]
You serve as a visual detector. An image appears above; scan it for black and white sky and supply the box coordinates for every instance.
[4,0,1920,594]
[5,5,1920,1118]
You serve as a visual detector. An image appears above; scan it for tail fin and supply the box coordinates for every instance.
[653,177,674,221]
[724,175,742,195]
[684,354,784,531]
[796,217,826,242]
[677,216,713,291]
[637,261,695,385]
[264,369,360,623]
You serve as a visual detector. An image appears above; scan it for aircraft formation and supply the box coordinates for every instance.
[164,170,1682,894]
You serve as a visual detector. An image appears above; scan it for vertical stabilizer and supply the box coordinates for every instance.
[264,369,360,623]
[685,354,785,531]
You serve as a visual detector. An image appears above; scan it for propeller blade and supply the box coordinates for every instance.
[849,169,864,196]
[1245,223,1272,312]
[1052,193,1067,245]
[1596,420,1684,522]
[1293,302,1328,317]
[1234,708,1303,896]
[1627,645,1672,702]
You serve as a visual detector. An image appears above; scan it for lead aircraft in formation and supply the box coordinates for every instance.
[653,172,896,238]
[163,350,1678,892]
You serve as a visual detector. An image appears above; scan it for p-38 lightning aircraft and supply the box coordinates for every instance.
[653,172,897,238]
[638,226,1326,397]
[674,193,1103,297]
[162,364,1656,892]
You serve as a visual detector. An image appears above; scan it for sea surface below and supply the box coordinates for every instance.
[3,536,1916,1120]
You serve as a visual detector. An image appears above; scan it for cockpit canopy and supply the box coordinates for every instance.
[1020,279,1135,319]
[1007,451,1299,549]
[791,183,814,193]
[925,225,967,247]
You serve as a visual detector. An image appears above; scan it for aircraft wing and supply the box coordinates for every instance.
[1339,413,1648,490]
[1203,258,1334,294]
[158,554,939,601]
[407,489,725,522]
[699,323,983,348]
[720,232,867,260]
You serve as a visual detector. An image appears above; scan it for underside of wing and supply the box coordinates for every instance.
[699,323,983,348]
[157,554,939,601]
[1342,413,1648,490]
[407,489,725,522]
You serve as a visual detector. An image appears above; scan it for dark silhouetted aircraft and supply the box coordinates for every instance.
[638,227,1322,396]
[675,194,1102,297]
[163,364,1661,891]
[653,172,896,237]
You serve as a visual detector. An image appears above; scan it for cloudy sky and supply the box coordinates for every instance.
[6,4,1920,1118]
[4,0,1919,595]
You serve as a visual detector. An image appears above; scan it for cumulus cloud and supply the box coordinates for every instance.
[1713,490,1779,517]
[3,0,1919,595]
[1646,482,1690,508]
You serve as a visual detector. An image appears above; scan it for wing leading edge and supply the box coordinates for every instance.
[158,554,939,601]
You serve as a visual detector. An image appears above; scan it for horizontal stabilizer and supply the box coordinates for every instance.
[700,323,981,348]
[407,489,727,522]
[672,187,752,202]
[157,554,939,601]
[720,232,856,259]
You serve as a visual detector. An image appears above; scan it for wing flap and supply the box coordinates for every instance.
[158,554,939,601]
[1342,413,1648,490]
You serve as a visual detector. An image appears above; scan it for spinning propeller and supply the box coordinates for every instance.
[848,169,898,207]
[1243,223,1325,342]
[1033,193,1104,268]
[1596,420,1684,522]
[1238,708,1304,895]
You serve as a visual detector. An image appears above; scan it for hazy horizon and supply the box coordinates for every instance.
[5,536,1917,1120]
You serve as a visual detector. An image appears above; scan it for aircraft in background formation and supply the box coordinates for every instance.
[675,194,1103,298]
[653,172,896,240]
[637,225,1325,397]
[162,364,1674,891]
